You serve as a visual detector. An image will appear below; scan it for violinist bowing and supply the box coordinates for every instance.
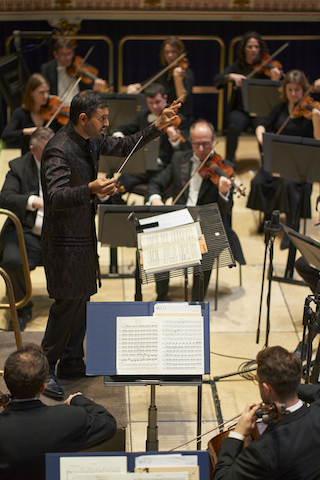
[146,119,245,302]
[213,31,283,163]
[212,346,320,480]
[41,38,107,107]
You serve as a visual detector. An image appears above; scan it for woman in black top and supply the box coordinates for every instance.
[2,73,58,154]
[213,31,282,162]
[247,70,318,248]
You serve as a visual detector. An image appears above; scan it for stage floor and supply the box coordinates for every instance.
[0,135,319,453]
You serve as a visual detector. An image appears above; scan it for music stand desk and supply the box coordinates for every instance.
[242,78,281,117]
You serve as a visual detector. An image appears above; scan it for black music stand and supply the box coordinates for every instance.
[0,53,30,111]
[242,78,281,117]
[99,93,147,134]
[283,225,320,383]
[263,132,320,281]
[99,137,159,175]
[98,203,235,301]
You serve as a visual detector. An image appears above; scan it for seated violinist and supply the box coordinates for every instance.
[113,83,189,195]
[212,345,320,480]
[145,119,245,301]
[127,36,194,127]
[1,73,60,155]
[41,38,107,107]
[213,31,282,163]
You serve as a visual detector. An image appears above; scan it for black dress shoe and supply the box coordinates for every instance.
[43,375,64,400]
[8,308,32,332]
[57,359,86,379]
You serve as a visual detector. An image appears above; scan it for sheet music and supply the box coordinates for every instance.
[71,473,188,480]
[140,208,194,233]
[60,456,127,480]
[116,316,204,375]
[138,223,202,274]
[153,303,201,316]
[135,455,198,468]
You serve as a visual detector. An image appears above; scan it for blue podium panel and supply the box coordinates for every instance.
[86,302,210,376]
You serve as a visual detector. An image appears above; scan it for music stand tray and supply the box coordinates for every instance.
[242,78,281,117]
[263,132,320,183]
[283,225,320,271]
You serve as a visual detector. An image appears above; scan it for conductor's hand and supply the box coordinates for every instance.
[89,177,117,196]
[218,175,232,196]
[155,103,182,131]
[234,403,261,437]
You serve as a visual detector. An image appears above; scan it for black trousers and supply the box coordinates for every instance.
[156,270,212,302]
[41,297,89,366]
[0,229,42,312]
[226,109,263,162]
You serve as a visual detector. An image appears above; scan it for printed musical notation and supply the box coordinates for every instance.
[116,316,204,375]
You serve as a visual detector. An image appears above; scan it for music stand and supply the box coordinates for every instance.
[283,225,320,382]
[98,203,235,301]
[0,53,30,111]
[241,79,281,117]
[99,137,159,175]
[263,132,320,280]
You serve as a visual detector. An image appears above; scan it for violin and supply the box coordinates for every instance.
[207,402,286,477]
[163,116,186,143]
[168,57,189,78]
[66,55,113,92]
[40,97,70,126]
[199,153,246,197]
[292,95,320,120]
[251,54,283,78]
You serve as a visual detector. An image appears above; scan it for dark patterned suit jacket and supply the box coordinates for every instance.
[41,121,160,299]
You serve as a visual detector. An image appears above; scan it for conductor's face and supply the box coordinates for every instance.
[82,107,109,139]
[190,123,214,162]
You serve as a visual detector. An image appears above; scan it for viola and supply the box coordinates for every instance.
[251,54,283,78]
[199,153,246,197]
[292,95,320,120]
[66,55,114,92]
[40,97,70,126]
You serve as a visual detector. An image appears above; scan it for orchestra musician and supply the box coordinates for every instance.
[41,38,107,107]
[40,90,181,400]
[0,127,54,332]
[212,345,320,480]
[247,70,318,249]
[112,82,189,195]
[213,31,282,163]
[145,119,245,301]
[1,73,59,155]
[0,344,117,480]
[127,36,195,127]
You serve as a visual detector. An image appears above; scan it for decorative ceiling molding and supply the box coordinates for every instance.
[0,0,320,21]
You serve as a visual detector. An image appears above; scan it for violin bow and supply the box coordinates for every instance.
[172,141,218,205]
[45,77,82,128]
[247,41,289,80]
[136,52,188,94]
[113,136,144,180]
[170,412,242,451]
[276,84,313,135]
[59,45,95,102]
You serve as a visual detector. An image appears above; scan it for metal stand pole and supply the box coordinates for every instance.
[146,384,158,451]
